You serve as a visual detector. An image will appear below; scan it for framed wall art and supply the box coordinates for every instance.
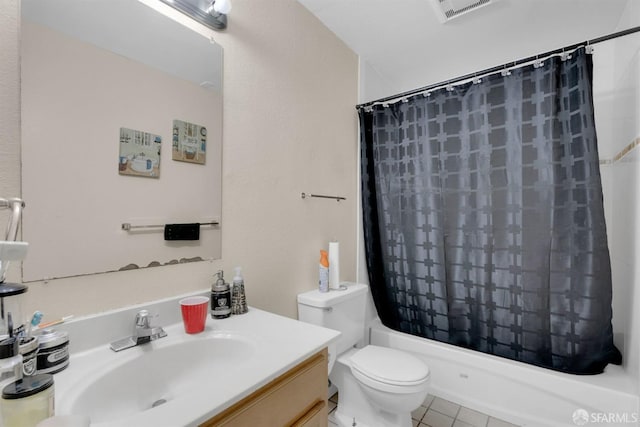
[172,119,206,165]
[118,127,162,178]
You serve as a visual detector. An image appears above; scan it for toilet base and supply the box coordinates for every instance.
[333,409,411,427]
[330,352,414,427]
[332,410,371,427]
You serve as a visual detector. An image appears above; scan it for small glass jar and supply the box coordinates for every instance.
[0,337,23,387]
[1,374,54,427]
[0,283,27,337]
[19,336,39,377]
[35,329,69,375]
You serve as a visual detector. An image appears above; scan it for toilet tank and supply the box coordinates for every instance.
[297,282,368,355]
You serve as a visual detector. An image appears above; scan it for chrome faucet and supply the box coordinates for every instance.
[110,309,167,352]
[133,310,167,343]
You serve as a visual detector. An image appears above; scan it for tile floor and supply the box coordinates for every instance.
[327,393,520,427]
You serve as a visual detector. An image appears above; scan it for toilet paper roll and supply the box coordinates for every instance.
[329,241,340,290]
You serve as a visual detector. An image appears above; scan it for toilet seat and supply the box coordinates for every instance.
[349,345,430,394]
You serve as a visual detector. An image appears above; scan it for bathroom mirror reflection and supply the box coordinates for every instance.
[20,0,223,282]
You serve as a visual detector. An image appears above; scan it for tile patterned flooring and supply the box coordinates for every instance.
[327,393,520,427]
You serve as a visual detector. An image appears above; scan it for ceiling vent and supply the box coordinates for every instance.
[430,0,494,23]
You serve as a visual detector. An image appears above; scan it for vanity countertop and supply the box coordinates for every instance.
[50,302,339,426]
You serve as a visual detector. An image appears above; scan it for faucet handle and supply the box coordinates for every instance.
[135,310,152,328]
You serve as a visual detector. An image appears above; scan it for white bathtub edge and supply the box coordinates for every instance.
[369,318,639,427]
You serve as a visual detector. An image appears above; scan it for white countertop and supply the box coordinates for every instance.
[50,303,339,427]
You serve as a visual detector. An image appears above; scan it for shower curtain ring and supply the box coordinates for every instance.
[586,41,594,54]
[534,56,544,69]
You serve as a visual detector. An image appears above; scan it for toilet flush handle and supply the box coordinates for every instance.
[298,302,333,313]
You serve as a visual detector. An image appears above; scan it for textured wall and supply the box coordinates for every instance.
[6,0,358,321]
[212,0,359,318]
[0,1,21,284]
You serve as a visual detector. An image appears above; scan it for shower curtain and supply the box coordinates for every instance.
[359,48,622,374]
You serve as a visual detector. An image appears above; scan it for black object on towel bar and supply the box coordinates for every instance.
[164,223,200,241]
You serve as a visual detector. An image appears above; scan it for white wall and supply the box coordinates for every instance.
[0,0,358,322]
[595,31,640,390]
[358,58,393,105]
[598,0,640,393]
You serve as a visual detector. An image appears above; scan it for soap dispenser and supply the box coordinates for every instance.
[210,270,231,319]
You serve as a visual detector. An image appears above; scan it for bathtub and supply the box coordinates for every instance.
[369,318,639,427]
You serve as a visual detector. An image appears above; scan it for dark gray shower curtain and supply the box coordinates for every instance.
[359,48,621,374]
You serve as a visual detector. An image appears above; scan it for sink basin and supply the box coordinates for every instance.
[62,333,255,424]
[51,304,340,427]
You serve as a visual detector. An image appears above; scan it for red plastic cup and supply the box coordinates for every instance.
[179,296,209,334]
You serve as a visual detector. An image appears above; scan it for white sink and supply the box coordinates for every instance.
[60,332,256,425]
[51,301,340,427]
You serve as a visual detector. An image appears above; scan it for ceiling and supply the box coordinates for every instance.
[297,0,632,102]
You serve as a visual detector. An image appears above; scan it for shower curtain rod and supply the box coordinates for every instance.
[356,25,640,110]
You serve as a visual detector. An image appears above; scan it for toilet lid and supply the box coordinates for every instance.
[350,345,430,386]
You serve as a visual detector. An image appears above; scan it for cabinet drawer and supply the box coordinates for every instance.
[291,400,327,427]
[201,348,328,427]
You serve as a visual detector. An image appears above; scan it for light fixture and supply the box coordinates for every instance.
[212,0,232,14]
[159,0,232,31]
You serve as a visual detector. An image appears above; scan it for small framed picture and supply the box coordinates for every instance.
[118,127,161,178]
[172,119,206,165]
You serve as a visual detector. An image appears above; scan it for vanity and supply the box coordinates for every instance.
[47,293,340,426]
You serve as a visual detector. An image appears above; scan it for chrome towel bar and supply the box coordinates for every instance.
[121,221,219,231]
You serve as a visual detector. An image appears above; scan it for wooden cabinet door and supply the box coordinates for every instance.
[201,348,328,427]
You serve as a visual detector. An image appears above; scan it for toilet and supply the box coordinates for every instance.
[297,283,430,427]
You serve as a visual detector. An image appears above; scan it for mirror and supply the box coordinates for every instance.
[20,0,223,282]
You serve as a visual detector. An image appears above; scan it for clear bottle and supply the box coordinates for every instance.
[210,270,231,319]
[319,250,329,293]
[231,267,248,315]
[1,374,54,427]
